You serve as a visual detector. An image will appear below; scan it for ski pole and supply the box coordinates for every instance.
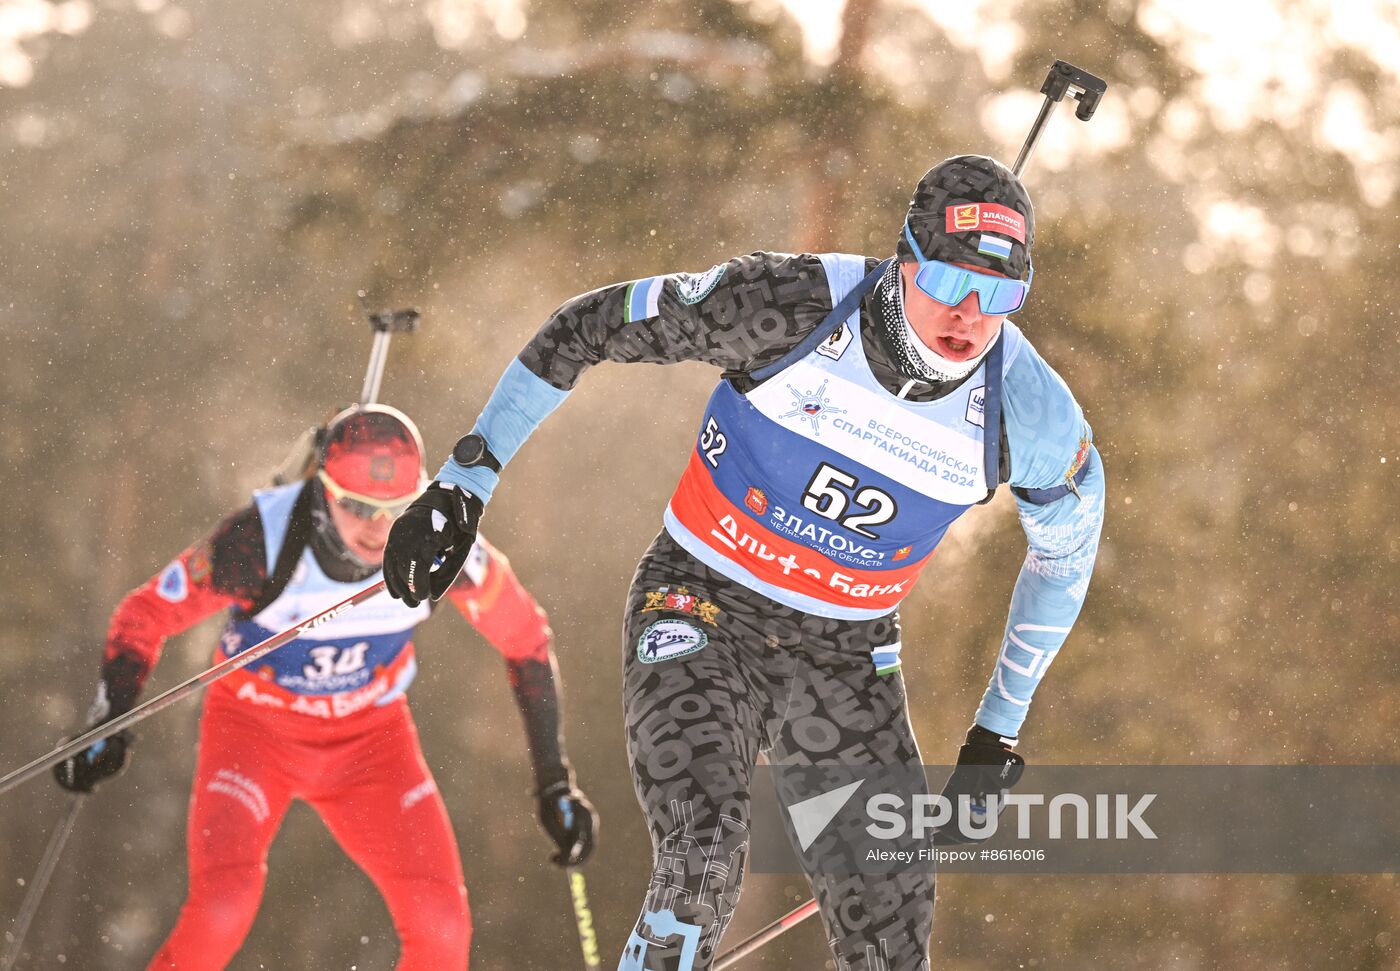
[0,795,86,971]
[713,897,819,970]
[565,867,602,970]
[356,295,419,407]
[0,582,387,797]
[1011,59,1108,178]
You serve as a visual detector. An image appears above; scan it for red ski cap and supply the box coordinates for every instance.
[320,404,425,500]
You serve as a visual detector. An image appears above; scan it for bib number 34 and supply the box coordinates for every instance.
[303,643,369,681]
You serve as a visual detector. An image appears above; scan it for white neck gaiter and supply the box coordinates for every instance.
[878,260,998,384]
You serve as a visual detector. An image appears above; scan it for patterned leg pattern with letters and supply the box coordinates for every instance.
[618,532,932,971]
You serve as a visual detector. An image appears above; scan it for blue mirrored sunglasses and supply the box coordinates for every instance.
[902,220,1032,316]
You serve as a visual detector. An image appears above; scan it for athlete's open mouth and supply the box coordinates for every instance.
[938,336,975,359]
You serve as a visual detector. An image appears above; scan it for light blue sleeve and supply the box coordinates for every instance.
[974,337,1106,738]
[435,358,571,503]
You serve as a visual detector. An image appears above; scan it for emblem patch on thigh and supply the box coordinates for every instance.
[638,619,709,663]
[641,586,721,625]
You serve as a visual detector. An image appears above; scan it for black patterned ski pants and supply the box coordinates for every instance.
[617,531,934,971]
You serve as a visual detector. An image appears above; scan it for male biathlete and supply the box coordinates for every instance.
[53,404,596,970]
[382,156,1105,970]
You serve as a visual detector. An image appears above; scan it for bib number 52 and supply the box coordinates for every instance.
[700,416,727,467]
[802,463,897,538]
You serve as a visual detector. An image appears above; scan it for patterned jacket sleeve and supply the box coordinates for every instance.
[100,504,268,711]
[973,337,1106,738]
[441,535,574,789]
[519,252,838,389]
[437,253,839,502]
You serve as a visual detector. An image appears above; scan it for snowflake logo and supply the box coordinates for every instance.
[779,380,845,436]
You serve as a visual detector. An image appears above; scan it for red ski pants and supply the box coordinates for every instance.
[148,691,470,970]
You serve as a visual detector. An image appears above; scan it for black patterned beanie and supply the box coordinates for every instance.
[897,155,1035,282]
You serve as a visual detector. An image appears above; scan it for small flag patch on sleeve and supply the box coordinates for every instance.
[977,234,1014,261]
[872,642,903,676]
[624,276,664,323]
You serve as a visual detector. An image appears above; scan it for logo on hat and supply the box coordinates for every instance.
[945,202,1026,244]
[369,455,396,481]
[950,204,980,231]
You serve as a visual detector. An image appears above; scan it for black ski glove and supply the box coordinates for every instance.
[382,482,483,608]
[54,680,133,794]
[537,780,598,867]
[932,724,1026,846]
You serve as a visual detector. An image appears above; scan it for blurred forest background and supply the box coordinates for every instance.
[1,0,1397,967]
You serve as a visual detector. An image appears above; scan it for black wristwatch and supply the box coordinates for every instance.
[451,434,502,473]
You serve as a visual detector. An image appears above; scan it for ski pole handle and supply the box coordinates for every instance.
[1011,59,1108,178]
[0,582,387,797]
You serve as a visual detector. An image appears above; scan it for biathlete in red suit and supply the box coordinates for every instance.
[53,404,597,971]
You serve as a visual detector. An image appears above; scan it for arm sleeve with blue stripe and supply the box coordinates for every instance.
[974,338,1106,738]
[436,253,839,501]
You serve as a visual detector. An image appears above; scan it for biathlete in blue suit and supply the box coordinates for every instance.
[382,155,1106,970]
